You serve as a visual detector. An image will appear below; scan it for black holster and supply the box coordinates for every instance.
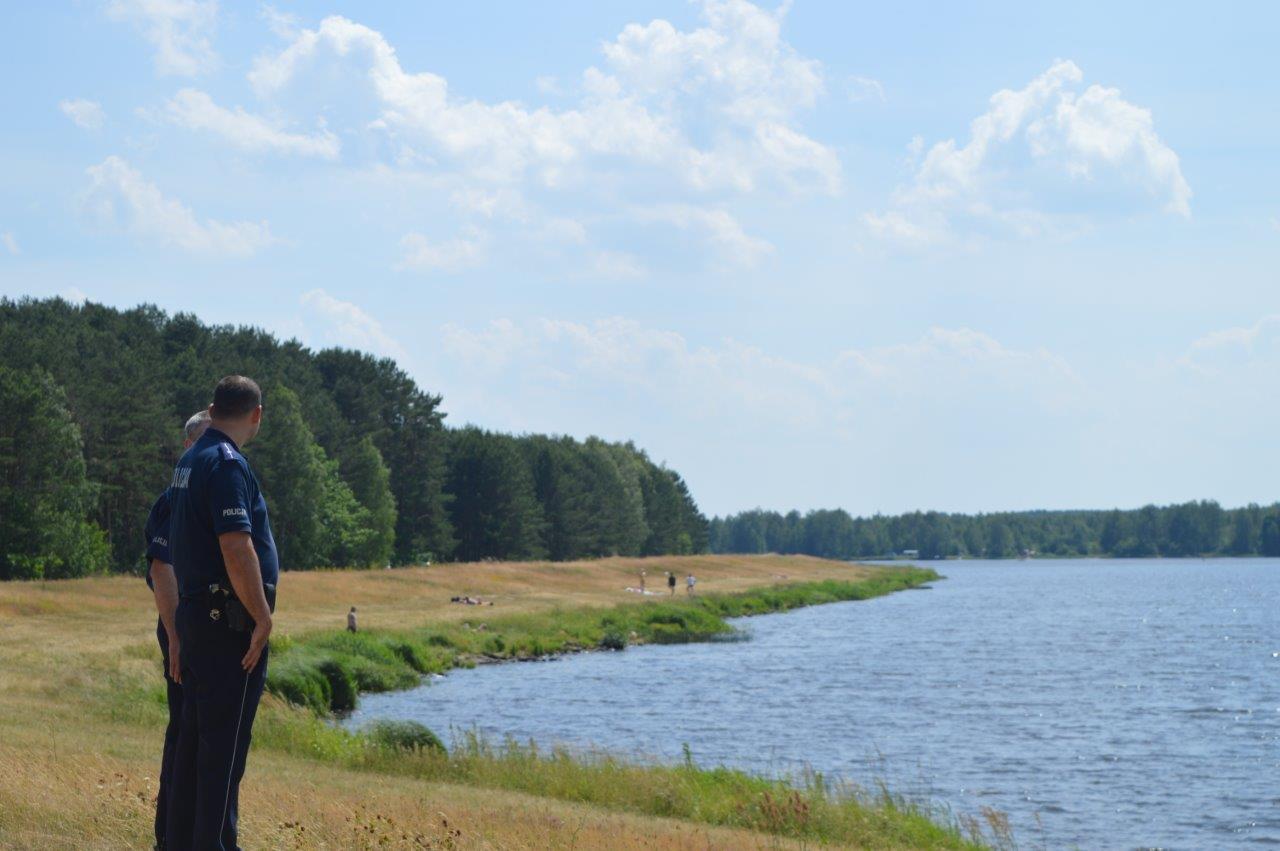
[225,597,254,633]
[209,582,276,633]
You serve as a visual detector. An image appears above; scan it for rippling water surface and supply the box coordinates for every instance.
[347,558,1280,849]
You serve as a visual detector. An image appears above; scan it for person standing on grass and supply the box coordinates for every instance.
[166,376,278,851]
[686,573,696,596]
[667,571,676,595]
[347,606,358,633]
[142,410,210,851]
[639,568,646,593]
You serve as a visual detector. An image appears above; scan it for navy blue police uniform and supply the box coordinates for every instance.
[166,427,278,851]
[143,490,184,850]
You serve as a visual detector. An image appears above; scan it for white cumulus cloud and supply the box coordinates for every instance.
[834,327,1081,409]
[637,204,773,268]
[592,250,646,280]
[106,0,219,76]
[862,210,941,248]
[299,289,406,359]
[440,317,1083,432]
[239,2,838,269]
[162,88,340,158]
[868,60,1191,247]
[246,2,838,194]
[1189,315,1280,352]
[397,228,488,273]
[1172,315,1280,444]
[59,98,105,129]
[260,4,300,40]
[601,0,824,123]
[848,76,886,103]
[81,155,274,257]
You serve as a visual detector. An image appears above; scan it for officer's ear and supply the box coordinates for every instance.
[250,405,263,425]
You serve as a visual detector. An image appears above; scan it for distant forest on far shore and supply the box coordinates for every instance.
[0,298,707,580]
[710,502,1280,560]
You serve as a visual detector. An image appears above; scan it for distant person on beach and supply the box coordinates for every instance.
[347,606,358,632]
[667,571,676,595]
[686,574,696,595]
[141,409,210,850]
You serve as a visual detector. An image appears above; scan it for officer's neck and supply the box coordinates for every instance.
[208,418,255,448]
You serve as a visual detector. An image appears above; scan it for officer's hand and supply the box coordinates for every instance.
[168,634,182,684]
[242,616,272,672]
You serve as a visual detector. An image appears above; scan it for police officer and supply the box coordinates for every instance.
[142,410,211,850]
[166,376,278,851]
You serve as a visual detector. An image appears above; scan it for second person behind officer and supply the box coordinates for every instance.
[142,409,211,850]
[166,375,278,851]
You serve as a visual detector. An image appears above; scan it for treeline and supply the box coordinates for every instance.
[0,298,706,580]
[710,502,1280,560]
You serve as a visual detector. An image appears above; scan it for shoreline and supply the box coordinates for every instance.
[337,570,937,727]
[268,565,941,716]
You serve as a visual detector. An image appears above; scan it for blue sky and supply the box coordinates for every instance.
[2,1,1277,517]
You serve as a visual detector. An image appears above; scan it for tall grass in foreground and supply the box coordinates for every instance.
[265,567,941,715]
[252,712,1002,849]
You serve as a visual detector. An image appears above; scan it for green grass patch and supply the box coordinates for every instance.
[249,710,995,849]
[367,719,446,754]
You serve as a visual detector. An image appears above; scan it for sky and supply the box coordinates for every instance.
[1,1,1278,518]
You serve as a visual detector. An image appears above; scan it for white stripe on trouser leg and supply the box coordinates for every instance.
[219,670,252,841]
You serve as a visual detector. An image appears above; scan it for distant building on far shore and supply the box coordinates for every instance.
[900,549,919,558]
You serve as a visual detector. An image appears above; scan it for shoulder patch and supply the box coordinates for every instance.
[220,442,237,461]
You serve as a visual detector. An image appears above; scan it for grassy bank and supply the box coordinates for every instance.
[246,566,996,848]
[247,722,996,850]
[267,568,940,715]
[0,554,997,849]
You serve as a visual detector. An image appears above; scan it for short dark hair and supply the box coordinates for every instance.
[211,375,262,419]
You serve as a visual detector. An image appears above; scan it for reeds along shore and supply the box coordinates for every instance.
[0,554,1002,849]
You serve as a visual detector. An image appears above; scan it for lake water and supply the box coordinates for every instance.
[346,559,1280,849]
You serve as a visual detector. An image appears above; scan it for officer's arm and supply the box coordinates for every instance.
[150,559,182,682]
[219,531,273,671]
[150,558,180,639]
[219,532,272,625]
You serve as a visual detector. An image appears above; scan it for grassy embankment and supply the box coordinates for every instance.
[0,554,1001,849]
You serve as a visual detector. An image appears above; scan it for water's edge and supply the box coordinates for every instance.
[265,566,940,718]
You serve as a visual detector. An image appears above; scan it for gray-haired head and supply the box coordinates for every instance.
[184,409,212,443]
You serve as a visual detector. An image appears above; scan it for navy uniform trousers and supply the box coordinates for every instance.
[155,623,183,850]
[166,597,268,851]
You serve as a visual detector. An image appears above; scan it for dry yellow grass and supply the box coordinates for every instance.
[0,731,816,850]
[0,555,892,850]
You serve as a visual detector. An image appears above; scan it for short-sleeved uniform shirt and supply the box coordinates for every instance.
[142,489,172,590]
[169,426,279,596]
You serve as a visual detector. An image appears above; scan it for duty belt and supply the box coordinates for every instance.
[193,582,276,632]
[206,581,276,611]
